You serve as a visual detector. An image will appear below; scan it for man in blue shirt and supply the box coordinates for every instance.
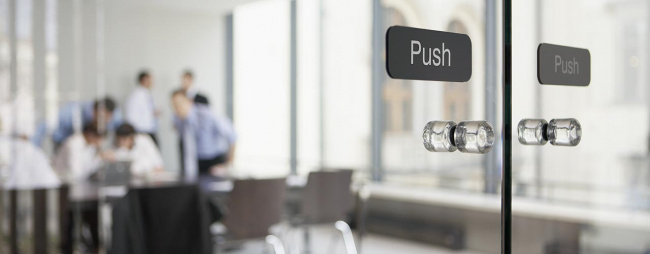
[171,90,236,181]
[32,97,122,149]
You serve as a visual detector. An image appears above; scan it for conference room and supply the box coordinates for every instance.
[1,0,650,254]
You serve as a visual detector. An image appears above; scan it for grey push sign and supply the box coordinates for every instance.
[537,43,590,86]
[386,26,472,82]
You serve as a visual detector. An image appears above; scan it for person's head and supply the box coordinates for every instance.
[115,123,136,150]
[181,70,194,91]
[82,122,105,146]
[171,89,192,118]
[138,71,152,88]
[93,97,116,124]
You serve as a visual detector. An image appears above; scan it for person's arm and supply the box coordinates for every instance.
[214,115,237,164]
[51,140,69,179]
[226,143,235,164]
[84,150,105,180]
[138,134,164,174]
[31,121,48,147]
[172,115,182,131]
[52,106,75,145]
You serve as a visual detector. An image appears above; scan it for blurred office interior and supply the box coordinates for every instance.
[0,0,650,253]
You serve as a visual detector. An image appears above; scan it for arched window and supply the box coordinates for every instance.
[443,20,471,120]
[382,7,412,133]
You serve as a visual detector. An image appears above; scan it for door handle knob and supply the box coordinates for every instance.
[547,118,582,146]
[454,121,495,154]
[517,119,548,145]
[517,118,581,146]
[423,120,494,154]
[423,121,457,152]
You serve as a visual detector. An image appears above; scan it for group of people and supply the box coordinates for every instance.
[6,70,237,252]
[30,70,236,187]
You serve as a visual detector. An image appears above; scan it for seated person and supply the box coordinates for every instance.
[171,90,236,184]
[113,123,164,180]
[52,122,113,183]
[3,136,60,189]
[52,122,111,252]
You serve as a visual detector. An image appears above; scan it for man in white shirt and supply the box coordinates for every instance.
[126,71,159,146]
[53,122,111,253]
[3,136,60,189]
[52,122,113,183]
[113,123,164,179]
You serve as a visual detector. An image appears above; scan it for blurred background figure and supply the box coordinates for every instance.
[114,123,164,180]
[32,97,122,150]
[180,70,209,105]
[52,122,113,183]
[126,71,160,146]
[2,136,60,190]
[171,90,235,189]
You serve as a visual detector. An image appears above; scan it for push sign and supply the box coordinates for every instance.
[386,26,472,82]
[537,43,591,86]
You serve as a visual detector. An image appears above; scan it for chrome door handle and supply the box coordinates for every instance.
[423,121,457,152]
[423,120,495,154]
[517,118,582,146]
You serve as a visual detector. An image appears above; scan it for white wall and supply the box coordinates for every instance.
[58,0,228,172]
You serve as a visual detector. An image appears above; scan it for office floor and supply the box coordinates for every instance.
[220,225,485,254]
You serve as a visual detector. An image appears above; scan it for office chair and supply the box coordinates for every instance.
[214,178,287,254]
[287,170,357,254]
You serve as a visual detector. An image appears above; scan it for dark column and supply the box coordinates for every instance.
[501,0,513,253]
[33,189,48,254]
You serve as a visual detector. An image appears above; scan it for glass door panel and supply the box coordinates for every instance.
[511,0,650,253]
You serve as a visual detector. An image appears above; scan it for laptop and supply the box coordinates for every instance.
[101,161,132,187]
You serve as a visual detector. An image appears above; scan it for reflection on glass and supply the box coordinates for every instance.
[512,0,650,253]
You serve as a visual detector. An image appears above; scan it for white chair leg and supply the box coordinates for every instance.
[334,221,358,254]
[266,235,286,254]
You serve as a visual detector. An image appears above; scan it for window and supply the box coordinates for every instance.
[619,21,645,103]
[443,20,471,120]
[232,0,291,177]
[382,7,412,133]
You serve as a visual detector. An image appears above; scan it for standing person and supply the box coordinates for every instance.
[171,90,236,187]
[181,70,209,105]
[126,71,160,146]
[31,97,122,149]
[177,70,209,172]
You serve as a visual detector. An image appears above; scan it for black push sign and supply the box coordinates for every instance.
[386,26,472,82]
[537,43,590,86]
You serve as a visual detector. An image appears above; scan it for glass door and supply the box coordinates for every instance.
[509,0,650,253]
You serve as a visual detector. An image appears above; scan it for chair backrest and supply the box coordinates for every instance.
[300,170,354,224]
[223,178,287,239]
